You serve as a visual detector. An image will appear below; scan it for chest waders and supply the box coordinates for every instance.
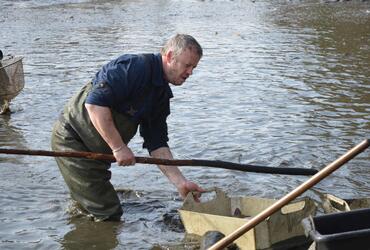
[51,82,138,221]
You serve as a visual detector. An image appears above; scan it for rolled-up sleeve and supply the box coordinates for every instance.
[140,113,169,153]
[86,58,134,107]
[85,82,114,107]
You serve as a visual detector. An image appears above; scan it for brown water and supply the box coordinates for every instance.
[0,0,369,249]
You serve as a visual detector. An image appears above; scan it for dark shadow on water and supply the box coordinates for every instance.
[120,190,185,233]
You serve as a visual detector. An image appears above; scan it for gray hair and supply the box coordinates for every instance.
[161,34,203,58]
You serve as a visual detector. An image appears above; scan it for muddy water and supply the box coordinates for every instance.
[0,0,369,249]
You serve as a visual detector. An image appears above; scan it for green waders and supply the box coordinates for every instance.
[51,82,138,221]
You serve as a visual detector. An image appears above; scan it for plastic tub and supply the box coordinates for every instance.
[302,208,370,250]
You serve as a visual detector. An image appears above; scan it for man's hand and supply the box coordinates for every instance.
[113,145,136,166]
[177,180,205,202]
[150,147,205,202]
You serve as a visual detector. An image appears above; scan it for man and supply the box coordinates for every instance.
[51,34,204,221]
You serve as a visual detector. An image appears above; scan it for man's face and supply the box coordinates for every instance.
[166,48,200,86]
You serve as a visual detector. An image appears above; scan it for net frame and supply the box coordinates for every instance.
[0,55,25,113]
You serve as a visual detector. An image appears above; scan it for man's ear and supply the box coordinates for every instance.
[166,50,174,63]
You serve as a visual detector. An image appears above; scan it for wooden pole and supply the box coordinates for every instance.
[209,139,370,250]
[0,148,318,176]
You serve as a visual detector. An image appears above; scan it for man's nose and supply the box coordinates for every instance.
[186,67,193,75]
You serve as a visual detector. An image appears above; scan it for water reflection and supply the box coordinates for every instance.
[61,218,121,250]
[0,114,25,146]
[0,114,26,164]
[58,189,185,249]
[266,1,370,153]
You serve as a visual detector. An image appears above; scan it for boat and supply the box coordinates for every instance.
[178,188,317,250]
[0,50,25,114]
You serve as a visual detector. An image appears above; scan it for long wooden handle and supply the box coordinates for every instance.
[0,148,318,176]
[208,139,370,250]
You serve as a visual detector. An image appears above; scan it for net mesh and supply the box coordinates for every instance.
[0,56,25,113]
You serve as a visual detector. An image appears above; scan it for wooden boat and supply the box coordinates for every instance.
[0,50,25,114]
[179,188,317,250]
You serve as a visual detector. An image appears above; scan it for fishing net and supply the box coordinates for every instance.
[0,55,25,113]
